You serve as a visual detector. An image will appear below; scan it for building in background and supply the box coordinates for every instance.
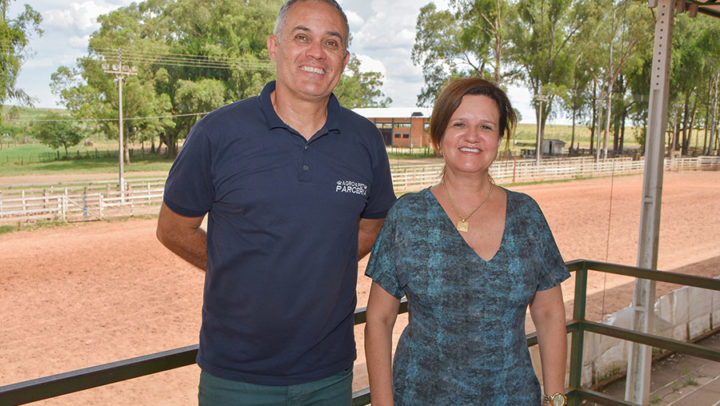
[542,139,566,156]
[353,107,433,148]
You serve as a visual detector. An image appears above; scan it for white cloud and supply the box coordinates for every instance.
[355,54,386,77]
[345,10,364,32]
[44,1,123,31]
[69,35,91,49]
[508,86,535,124]
[7,0,539,122]
[21,56,61,70]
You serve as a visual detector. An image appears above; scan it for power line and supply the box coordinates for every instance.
[5,111,209,123]
[94,48,275,71]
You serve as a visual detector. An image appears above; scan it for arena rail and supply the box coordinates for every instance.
[1,156,718,225]
[1,259,720,405]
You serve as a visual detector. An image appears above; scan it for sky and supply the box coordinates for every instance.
[7,0,540,123]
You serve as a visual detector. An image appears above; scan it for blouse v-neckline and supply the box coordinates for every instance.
[425,187,509,263]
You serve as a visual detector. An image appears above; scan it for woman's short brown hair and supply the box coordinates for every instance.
[430,78,516,152]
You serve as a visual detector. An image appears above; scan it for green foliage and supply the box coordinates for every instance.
[507,0,594,127]
[334,55,392,108]
[0,0,43,123]
[31,112,85,157]
[412,3,467,106]
[50,0,391,158]
[0,105,68,143]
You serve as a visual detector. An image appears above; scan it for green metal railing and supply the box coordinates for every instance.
[565,260,720,406]
[1,259,719,405]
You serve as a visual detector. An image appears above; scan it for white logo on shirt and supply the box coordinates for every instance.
[336,180,368,196]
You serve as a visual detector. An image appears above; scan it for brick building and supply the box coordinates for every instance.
[353,107,433,148]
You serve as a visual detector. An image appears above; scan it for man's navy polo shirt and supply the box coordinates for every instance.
[163,81,396,386]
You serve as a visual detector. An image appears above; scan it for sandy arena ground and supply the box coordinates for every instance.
[1,170,720,405]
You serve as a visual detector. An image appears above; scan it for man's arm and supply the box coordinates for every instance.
[156,202,208,271]
[358,217,385,259]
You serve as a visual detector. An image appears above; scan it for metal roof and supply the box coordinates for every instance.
[352,107,433,119]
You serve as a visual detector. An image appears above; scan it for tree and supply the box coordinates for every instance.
[594,1,651,159]
[451,0,517,85]
[669,14,720,156]
[51,0,390,158]
[0,0,42,124]
[412,1,514,107]
[334,55,392,108]
[32,112,84,158]
[507,0,595,156]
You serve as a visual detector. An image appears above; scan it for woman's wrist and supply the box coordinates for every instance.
[542,392,567,406]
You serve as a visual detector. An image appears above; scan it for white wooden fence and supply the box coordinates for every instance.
[0,180,165,225]
[390,155,720,192]
[1,156,718,225]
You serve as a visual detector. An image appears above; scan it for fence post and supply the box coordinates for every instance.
[61,192,67,222]
[99,193,104,219]
[21,191,26,215]
[128,184,134,216]
[83,187,88,217]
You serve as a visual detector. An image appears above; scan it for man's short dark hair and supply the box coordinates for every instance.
[273,0,349,50]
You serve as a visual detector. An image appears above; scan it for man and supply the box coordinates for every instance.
[155,0,396,405]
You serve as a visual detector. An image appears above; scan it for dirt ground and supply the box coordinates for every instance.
[1,170,720,405]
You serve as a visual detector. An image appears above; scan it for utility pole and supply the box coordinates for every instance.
[102,50,137,195]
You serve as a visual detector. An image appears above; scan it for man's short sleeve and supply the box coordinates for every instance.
[163,121,214,218]
[361,127,395,219]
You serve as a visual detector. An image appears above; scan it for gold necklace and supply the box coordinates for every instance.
[442,182,493,232]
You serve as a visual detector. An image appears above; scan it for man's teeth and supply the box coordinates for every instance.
[459,147,480,152]
[301,66,325,74]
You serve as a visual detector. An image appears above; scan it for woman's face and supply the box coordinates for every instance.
[439,94,502,177]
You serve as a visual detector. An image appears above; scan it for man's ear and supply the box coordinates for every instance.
[341,50,350,70]
[267,35,279,61]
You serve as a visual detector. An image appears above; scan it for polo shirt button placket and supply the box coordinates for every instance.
[298,142,312,181]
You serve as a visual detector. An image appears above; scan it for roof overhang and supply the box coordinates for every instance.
[685,0,720,18]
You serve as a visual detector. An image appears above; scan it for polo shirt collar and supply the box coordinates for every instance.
[259,81,341,138]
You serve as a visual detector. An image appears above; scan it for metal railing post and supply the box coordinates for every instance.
[568,261,588,406]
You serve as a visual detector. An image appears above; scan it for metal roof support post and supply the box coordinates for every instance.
[625,0,674,403]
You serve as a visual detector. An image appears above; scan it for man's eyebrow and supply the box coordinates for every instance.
[291,25,345,43]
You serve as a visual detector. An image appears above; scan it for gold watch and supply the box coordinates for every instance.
[543,392,567,406]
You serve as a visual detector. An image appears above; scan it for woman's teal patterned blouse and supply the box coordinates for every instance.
[365,187,570,405]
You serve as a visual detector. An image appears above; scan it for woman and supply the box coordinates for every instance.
[364,78,570,406]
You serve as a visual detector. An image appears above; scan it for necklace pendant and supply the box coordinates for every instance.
[456,219,469,232]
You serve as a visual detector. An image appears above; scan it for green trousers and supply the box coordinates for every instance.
[198,367,353,406]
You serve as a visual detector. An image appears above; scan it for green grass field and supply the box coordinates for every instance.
[0,144,174,176]
[1,102,646,178]
[0,122,640,178]
[514,123,643,152]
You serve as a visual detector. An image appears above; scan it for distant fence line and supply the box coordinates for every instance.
[1,146,167,165]
[390,155,720,192]
[1,156,719,225]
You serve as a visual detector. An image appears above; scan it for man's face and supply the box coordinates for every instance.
[268,0,349,103]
